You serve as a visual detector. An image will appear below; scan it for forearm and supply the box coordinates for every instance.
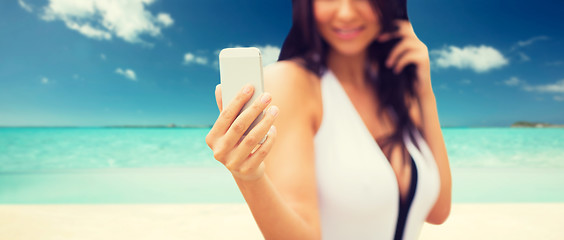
[419,88,453,223]
[234,174,320,240]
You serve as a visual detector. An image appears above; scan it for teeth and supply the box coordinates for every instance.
[336,28,361,34]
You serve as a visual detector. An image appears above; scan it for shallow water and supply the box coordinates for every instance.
[1,127,563,203]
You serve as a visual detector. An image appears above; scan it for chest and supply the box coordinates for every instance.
[349,87,415,198]
[313,81,415,202]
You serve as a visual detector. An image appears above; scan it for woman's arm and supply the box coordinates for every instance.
[231,61,322,239]
[415,90,452,225]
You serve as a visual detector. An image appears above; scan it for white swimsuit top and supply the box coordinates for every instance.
[314,70,440,240]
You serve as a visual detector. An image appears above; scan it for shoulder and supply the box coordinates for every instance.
[264,60,323,132]
[263,60,319,95]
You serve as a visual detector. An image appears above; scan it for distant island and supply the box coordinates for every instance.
[511,121,564,128]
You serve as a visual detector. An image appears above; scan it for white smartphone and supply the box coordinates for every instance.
[219,47,265,138]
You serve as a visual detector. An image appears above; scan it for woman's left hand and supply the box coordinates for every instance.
[377,20,433,97]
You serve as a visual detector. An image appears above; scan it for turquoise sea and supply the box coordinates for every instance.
[1,127,563,203]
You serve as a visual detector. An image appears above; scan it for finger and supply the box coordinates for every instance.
[394,53,424,74]
[223,92,273,150]
[209,84,254,137]
[377,32,400,42]
[215,84,222,112]
[224,110,276,172]
[239,125,276,174]
[396,20,420,41]
[393,19,412,33]
[378,20,414,42]
[386,40,413,68]
[231,105,278,162]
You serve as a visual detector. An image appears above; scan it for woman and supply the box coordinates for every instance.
[205,0,451,239]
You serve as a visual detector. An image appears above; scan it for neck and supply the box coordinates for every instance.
[327,49,368,88]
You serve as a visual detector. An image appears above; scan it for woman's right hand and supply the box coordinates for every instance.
[205,84,279,182]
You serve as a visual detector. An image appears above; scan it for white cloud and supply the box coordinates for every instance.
[40,77,49,84]
[504,77,524,86]
[18,0,33,12]
[156,13,173,27]
[183,53,208,65]
[517,52,530,62]
[100,53,106,60]
[431,45,509,73]
[65,21,111,40]
[505,77,564,102]
[514,36,549,49]
[523,79,564,94]
[39,0,174,45]
[116,68,136,81]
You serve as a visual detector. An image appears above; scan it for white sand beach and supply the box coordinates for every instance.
[1,203,563,240]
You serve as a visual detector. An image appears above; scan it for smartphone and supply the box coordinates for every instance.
[219,47,265,138]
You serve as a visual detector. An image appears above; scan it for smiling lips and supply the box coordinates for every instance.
[333,26,365,40]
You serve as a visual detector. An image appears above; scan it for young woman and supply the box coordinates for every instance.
[205,0,451,239]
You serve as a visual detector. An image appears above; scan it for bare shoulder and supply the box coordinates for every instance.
[263,60,320,99]
[263,60,322,132]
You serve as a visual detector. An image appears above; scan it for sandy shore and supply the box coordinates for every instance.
[1,203,563,240]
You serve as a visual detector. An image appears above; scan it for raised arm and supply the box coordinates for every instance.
[414,91,452,225]
[236,61,321,239]
[207,60,322,239]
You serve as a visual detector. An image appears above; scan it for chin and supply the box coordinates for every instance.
[331,43,370,56]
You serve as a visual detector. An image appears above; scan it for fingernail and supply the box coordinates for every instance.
[268,125,276,135]
[269,106,279,117]
[261,93,271,104]
[244,85,253,94]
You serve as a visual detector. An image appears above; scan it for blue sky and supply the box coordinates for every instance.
[1,0,563,127]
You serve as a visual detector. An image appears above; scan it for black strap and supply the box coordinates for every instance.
[394,156,418,240]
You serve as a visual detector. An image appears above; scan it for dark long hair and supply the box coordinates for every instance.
[278,0,425,166]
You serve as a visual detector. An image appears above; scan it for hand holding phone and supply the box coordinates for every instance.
[219,47,265,138]
[205,47,279,182]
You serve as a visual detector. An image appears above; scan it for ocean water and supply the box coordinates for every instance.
[0,127,563,203]
[0,128,216,171]
[441,128,564,168]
